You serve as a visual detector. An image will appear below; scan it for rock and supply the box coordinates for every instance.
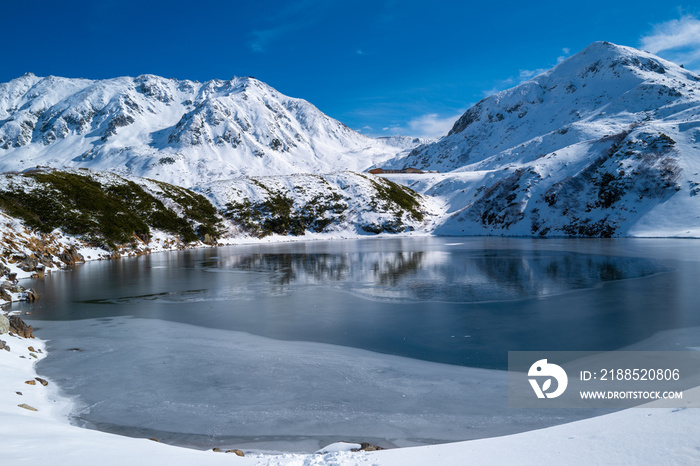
[17,403,37,411]
[0,339,6,349]
[357,443,385,452]
[3,345,10,352]
[225,450,245,457]
[148,437,160,442]
[29,352,38,358]
[0,280,11,289]
[67,347,83,352]
[0,288,10,302]
[0,314,9,334]
[9,316,33,338]
[212,448,222,452]
[21,289,38,302]
[16,391,22,395]
[59,246,84,266]
[28,346,35,352]
[19,256,38,272]
[38,253,54,268]
[35,377,48,386]
[25,380,36,385]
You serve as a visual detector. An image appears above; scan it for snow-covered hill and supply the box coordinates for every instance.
[197,171,440,236]
[389,42,700,237]
[0,74,406,187]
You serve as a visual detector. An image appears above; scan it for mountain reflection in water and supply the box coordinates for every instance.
[202,249,661,303]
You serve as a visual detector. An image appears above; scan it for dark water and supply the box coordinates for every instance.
[22,237,699,368]
[14,237,700,451]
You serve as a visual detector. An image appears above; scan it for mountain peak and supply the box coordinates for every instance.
[546,40,699,84]
[396,42,700,172]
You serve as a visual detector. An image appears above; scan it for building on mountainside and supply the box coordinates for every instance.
[368,167,434,174]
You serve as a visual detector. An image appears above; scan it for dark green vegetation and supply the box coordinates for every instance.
[0,171,222,248]
[224,190,347,237]
[368,177,424,222]
[150,180,220,241]
[223,175,426,237]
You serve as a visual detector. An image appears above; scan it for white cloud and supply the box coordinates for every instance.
[387,112,464,139]
[640,15,700,53]
[483,48,571,97]
[640,15,700,71]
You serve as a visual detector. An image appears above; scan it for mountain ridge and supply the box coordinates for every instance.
[386,41,700,237]
[395,41,700,172]
[1,41,699,238]
[0,73,407,187]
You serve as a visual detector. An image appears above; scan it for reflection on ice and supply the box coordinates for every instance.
[86,249,662,305]
[35,317,605,452]
[204,249,661,303]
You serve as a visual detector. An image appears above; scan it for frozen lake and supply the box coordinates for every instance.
[20,237,700,452]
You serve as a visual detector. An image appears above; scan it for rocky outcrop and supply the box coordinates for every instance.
[9,315,33,339]
[0,314,9,334]
[21,289,38,302]
[355,443,385,452]
[58,246,84,266]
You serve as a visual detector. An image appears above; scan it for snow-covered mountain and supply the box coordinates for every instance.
[0,74,407,187]
[389,41,700,237]
[1,42,699,238]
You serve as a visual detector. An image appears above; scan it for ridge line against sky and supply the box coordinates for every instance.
[1,1,700,139]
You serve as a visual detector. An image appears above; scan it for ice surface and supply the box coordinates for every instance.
[34,317,605,452]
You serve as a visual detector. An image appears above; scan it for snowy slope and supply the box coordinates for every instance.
[197,171,442,236]
[0,74,406,187]
[388,42,700,237]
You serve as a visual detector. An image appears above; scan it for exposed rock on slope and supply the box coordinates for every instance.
[0,169,230,291]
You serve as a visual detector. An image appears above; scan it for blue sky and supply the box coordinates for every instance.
[3,1,700,138]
